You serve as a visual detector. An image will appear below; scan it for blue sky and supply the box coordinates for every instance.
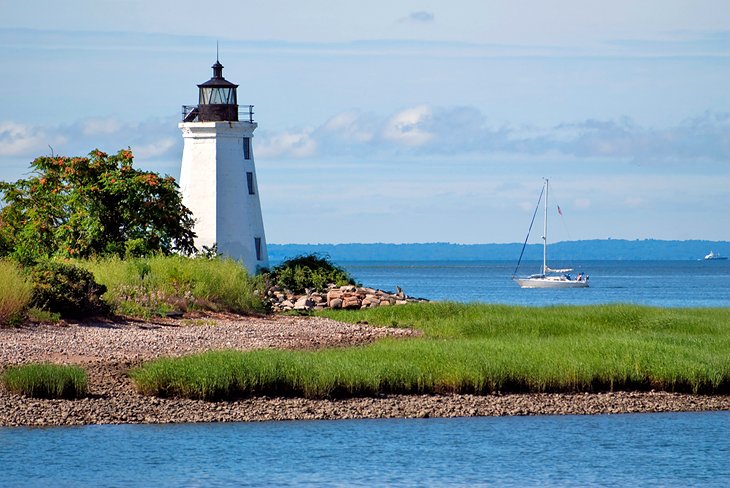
[1,0,728,244]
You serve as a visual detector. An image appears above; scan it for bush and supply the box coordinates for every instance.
[269,254,357,293]
[30,261,109,318]
[2,363,88,399]
[0,260,33,326]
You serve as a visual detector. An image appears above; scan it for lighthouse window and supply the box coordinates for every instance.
[200,87,234,105]
[243,138,251,159]
[255,237,262,261]
[247,172,255,195]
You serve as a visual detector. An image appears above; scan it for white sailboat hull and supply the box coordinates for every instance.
[514,276,589,288]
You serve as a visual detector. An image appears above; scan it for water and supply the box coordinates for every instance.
[341,260,730,307]
[1,412,728,487]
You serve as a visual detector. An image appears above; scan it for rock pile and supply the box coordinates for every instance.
[267,285,428,313]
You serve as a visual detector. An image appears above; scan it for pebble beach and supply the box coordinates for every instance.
[2,314,729,427]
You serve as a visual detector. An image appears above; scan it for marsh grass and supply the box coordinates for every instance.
[2,363,88,399]
[0,260,32,326]
[131,303,730,400]
[79,255,267,317]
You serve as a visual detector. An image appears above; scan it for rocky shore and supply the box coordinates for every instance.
[267,284,428,312]
[2,314,729,427]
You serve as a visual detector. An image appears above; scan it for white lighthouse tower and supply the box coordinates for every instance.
[179,59,269,273]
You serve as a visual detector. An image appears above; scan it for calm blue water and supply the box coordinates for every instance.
[341,260,730,307]
[2,260,728,486]
[1,412,728,487]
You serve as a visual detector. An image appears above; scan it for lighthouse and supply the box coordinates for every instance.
[179,59,269,272]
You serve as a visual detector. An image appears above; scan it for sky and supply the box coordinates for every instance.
[1,0,729,244]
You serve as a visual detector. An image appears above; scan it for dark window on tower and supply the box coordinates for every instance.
[255,237,262,261]
[247,172,255,195]
[243,138,251,160]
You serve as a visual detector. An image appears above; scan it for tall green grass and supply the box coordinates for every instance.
[2,363,88,399]
[0,260,33,326]
[131,303,730,400]
[78,255,268,317]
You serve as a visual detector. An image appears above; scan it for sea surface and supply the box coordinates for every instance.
[2,260,728,486]
[340,259,730,308]
[1,412,728,487]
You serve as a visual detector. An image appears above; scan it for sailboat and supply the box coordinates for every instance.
[513,179,589,288]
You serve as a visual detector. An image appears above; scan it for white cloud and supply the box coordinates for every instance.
[0,122,66,157]
[382,105,434,146]
[545,113,730,162]
[321,111,375,143]
[132,137,177,159]
[256,106,730,165]
[0,117,183,179]
[256,129,317,158]
[3,107,728,175]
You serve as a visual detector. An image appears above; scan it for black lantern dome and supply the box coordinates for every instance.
[197,60,238,121]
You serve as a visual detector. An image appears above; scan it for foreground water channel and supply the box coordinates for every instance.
[1,411,728,487]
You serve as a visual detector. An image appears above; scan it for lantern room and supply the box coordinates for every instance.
[196,60,238,122]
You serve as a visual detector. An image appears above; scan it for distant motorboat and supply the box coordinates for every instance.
[512,179,589,289]
[704,251,728,260]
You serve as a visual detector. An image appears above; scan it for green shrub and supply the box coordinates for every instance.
[2,363,88,399]
[269,254,357,293]
[0,260,33,326]
[30,261,109,318]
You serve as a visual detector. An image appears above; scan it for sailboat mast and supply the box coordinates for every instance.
[543,178,548,275]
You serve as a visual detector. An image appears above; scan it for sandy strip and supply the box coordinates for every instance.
[1,314,728,427]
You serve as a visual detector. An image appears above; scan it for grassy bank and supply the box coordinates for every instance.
[130,303,730,400]
[2,363,88,399]
[0,255,268,325]
[78,255,268,317]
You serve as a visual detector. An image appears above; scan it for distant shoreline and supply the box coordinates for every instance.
[2,315,729,427]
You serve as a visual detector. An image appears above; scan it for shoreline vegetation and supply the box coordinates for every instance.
[132,304,730,400]
[2,303,730,426]
[1,255,729,426]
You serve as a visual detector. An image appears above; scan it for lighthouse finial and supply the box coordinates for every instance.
[216,41,219,63]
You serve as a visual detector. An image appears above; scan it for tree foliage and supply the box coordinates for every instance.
[0,149,196,263]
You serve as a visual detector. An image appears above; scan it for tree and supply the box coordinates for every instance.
[0,149,196,263]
